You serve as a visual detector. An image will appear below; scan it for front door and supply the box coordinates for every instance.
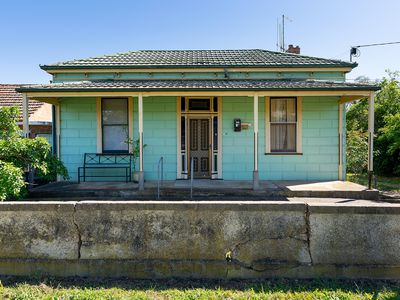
[189,118,211,178]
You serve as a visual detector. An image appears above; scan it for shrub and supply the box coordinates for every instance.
[0,106,69,200]
[0,160,25,201]
[346,129,368,174]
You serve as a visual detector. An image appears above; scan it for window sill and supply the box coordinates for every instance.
[265,152,303,156]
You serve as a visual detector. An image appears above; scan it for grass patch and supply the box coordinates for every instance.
[0,277,399,299]
[347,173,400,191]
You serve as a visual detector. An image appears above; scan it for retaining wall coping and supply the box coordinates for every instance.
[308,203,400,214]
[75,200,307,212]
[0,202,76,211]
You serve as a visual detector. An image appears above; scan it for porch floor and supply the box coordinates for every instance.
[28,180,379,201]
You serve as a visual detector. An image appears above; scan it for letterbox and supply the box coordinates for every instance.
[234,118,241,132]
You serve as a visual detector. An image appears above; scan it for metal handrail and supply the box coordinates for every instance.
[157,156,164,200]
[190,157,194,199]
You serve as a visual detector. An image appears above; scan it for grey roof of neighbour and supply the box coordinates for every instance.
[17,79,379,93]
[40,49,357,70]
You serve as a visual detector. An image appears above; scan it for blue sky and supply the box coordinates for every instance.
[1,0,399,83]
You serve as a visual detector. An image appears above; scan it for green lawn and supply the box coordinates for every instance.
[347,173,400,192]
[0,277,399,300]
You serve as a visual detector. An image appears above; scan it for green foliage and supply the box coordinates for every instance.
[0,278,398,299]
[346,129,368,174]
[347,71,400,175]
[0,106,69,200]
[0,106,21,139]
[377,112,400,175]
[125,137,147,171]
[0,160,25,201]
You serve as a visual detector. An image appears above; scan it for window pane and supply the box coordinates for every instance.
[181,116,186,151]
[271,98,296,122]
[102,99,128,125]
[286,99,296,122]
[188,99,210,111]
[271,99,286,122]
[103,125,128,152]
[271,124,296,152]
[181,97,186,112]
[213,97,218,112]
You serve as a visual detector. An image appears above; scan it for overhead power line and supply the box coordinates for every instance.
[350,41,400,62]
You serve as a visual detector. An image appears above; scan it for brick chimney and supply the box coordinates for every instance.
[287,44,300,54]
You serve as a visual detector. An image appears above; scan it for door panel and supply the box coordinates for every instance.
[189,118,210,178]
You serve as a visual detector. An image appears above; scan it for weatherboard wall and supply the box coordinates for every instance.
[133,96,177,181]
[58,96,343,182]
[221,96,342,180]
[59,97,97,181]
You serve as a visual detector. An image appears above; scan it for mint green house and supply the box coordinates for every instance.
[18,49,378,189]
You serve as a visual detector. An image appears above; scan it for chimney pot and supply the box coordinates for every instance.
[287,44,300,54]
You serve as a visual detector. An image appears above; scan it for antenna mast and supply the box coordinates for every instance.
[282,14,285,52]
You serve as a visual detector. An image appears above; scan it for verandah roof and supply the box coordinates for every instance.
[17,79,379,93]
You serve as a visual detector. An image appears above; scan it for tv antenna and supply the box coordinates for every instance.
[350,41,400,62]
[276,14,293,52]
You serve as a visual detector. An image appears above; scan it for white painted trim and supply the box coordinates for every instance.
[56,103,61,159]
[253,95,259,172]
[176,97,182,179]
[128,97,134,153]
[22,94,29,138]
[297,97,303,153]
[55,102,61,182]
[368,92,375,172]
[338,102,343,180]
[217,96,222,179]
[138,93,144,172]
[96,98,102,153]
[265,97,271,153]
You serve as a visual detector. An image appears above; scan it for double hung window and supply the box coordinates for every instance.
[101,98,128,153]
[268,97,300,153]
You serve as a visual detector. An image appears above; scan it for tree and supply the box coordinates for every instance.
[0,106,68,200]
[346,71,400,175]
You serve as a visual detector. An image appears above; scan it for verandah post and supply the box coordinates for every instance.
[138,93,144,190]
[253,94,259,190]
[22,94,29,138]
[367,92,375,189]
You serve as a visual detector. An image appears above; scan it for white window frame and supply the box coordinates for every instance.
[265,96,302,154]
[97,97,133,154]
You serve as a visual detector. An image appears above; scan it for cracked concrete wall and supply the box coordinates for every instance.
[74,201,310,266]
[1,201,400,279]
[309,204,400,266]
[0,202,78,260]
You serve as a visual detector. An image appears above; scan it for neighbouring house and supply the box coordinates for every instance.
[0,84,53,144]
[16,49,379,188]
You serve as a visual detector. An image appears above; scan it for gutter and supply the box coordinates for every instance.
[16,86,380,93]
[40,63,358,71]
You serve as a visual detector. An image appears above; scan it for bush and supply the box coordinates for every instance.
[377,112,400,175]
[346,130,368,174]
[0,106,69,200]
[0,160,25,201]
[347,71,400,176]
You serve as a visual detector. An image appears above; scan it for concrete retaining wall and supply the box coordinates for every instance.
[0,201,399,279]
